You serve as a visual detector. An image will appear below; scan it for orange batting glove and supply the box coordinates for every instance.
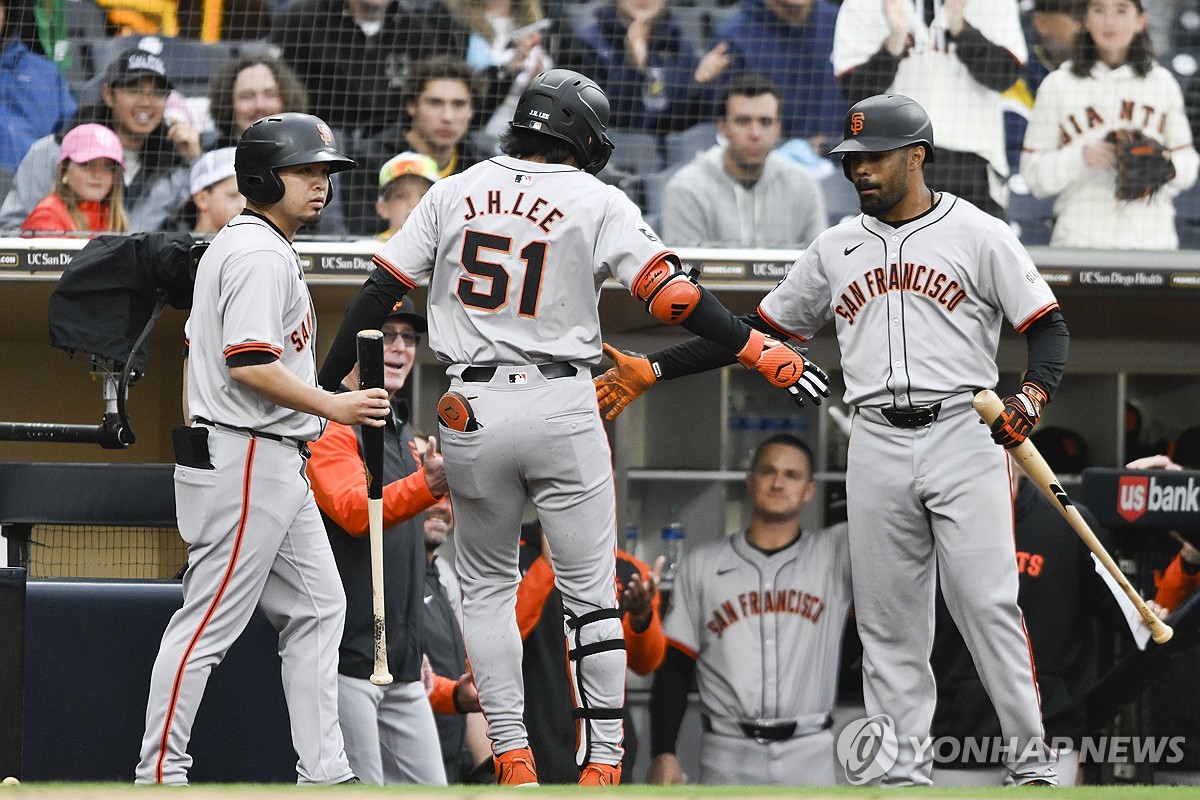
[736,329,830,407]
[989,381,1048,448]
[595,343,657,420]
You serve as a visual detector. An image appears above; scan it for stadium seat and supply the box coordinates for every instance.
[820,171,861,227]
[65,0,109,39]
[83,35,235,100]
[665,121,718,168]
[1176,183,1200,249]
[605,129,664,174]
[1007,179,1056,246]
[671,6,713,52]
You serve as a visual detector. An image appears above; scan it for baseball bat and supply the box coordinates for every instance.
[357,329,393,685]
[974,389,1173,644]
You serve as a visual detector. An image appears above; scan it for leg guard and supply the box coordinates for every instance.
[564,607,626,768]
[631,257,701,325]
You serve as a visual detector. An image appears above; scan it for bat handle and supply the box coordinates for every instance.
[1149,618,1174,645]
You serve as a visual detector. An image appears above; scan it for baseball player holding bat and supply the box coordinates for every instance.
[315,69,830,786]
[137,113,388,785]
[597,94,1069,786]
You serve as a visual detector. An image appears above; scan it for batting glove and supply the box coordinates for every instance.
[989,382,1049,448]
[595,343,658,420]
[736,329,830,408]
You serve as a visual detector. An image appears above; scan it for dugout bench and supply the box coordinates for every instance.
[0,462,295,782]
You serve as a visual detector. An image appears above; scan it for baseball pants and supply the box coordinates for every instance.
[136,427,352,785]
[441,365,625,766]
[699,728,836,786]
[847,398,1056,787]
[338,676,447,785]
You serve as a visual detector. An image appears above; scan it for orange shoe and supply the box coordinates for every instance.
[495,747,539,787]
[578,762,621,786]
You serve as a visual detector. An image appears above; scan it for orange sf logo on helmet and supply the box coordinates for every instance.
[316,122,333,146]
[849,112,865,136]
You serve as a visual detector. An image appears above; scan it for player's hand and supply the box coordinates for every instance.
[421,436,448,496]
[647,753,686,785]
[454,665,482,713]
[1126,454,1182,470]
[736,330,830,408]
[988,382,1047,448]
[1143,600,1170,624]
[595,343,657,420]
[331,388,389,427]
[623,555,663,633]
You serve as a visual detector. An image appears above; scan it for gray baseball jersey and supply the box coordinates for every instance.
[371,155,673,770]
[664,525,852,724]
[663,525,852,785]
[184,213,325,440]
[137,211,351,785]
[758,195,1057,407]
[373,155,668,366]
[756,194,1058,786]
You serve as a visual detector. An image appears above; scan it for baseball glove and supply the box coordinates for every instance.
[1105,129,1176,201]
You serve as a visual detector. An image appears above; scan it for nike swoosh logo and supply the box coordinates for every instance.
[844,242,864,256]
[424,594,435,605]
[717,566,737,575]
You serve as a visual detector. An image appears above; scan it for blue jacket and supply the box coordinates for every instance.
[714,0,845,140]
[1,38,76,173]
[577,6,711,133]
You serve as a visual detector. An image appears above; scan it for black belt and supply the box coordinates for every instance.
[460,363,577,382]
[880,403,941,429]
[193,417,310,455]
[701,714,830,742]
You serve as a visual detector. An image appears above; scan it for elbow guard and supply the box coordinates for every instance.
[632,257,701,325]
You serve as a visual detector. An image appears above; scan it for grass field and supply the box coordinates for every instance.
[1,784,1199,799]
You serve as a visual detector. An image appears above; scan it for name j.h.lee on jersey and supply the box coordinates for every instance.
[835,262,968,325]
[706,588,825,636]
[462,188,564,234]
[1058,98,1168,146]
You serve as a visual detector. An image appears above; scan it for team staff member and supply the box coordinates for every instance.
[315,68,829,787]
[136,113,387,786]
[647,435,852,786]
[597,94,1068,787]
[306,298,479,785]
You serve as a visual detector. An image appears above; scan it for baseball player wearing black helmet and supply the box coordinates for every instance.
[314,68,829,787]
[136,112,388,785]
[595,93,1070,786]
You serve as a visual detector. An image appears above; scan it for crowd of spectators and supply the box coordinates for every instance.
[1,0,1199,247]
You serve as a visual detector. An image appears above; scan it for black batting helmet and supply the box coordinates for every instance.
[510,69,614,175]
[235,112,357,205]
[829,94,935,178]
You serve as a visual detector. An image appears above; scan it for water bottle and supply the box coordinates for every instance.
[623,522,640,560]
[660,522,685,587]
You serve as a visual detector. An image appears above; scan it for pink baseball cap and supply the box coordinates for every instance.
[59,124,126,168]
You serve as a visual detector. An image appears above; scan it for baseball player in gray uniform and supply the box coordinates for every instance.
[648,435,852,786]
[136,113,389,786]
[315,69,830,786]
[597,95,1069,787]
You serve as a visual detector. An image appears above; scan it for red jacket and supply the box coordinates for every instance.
[21,193,111,234]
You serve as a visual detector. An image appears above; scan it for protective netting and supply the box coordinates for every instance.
[19,523,187,579]
[2,1,1198,247]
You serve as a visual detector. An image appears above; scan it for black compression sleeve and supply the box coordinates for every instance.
[675,286,753,353]
[649,645,697,756]
[1022,309,1069,399]
[650,311,785,381]
[317,268,410,391]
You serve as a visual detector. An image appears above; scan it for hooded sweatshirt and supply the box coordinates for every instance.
[661,146,827,248]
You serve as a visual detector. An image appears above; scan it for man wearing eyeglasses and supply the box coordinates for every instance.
[306,297,480,785]
[0,43,199,231]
